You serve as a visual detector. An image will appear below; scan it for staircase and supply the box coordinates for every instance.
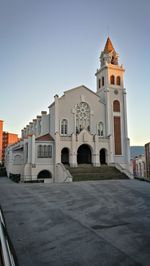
[67,165,129,182]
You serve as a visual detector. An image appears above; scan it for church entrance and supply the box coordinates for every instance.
[100,149,107,164]
[77,144,91,164]
[61,148,69,164]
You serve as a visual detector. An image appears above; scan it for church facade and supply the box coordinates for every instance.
[5,38,130,182]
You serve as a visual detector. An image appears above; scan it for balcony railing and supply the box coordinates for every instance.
[0,206,17,266]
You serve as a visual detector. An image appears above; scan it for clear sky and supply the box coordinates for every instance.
[0,0,150,145]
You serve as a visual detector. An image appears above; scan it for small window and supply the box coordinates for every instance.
[38,145,42,157]
[116,76,121,86]
[110,75,115,85]
[44,145,48,157]
[98,122,104,137]
[38,145,52,158]
[99,79,101,89]
[102,77,104,86]
[47,145,52,158]
[14,155,21,164]
[61,119,68,135]
[113,100,120,112]
[111,56,115,64]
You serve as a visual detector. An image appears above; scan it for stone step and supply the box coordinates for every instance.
[69,166,119,174]
[73,174,128,182]
[66,165,128,182]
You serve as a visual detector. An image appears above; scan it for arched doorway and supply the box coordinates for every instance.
[61,148,69,164]
[100,149,107,164]
[37,170,52,179]
[77,144,91,164]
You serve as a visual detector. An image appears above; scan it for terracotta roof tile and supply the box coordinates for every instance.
[104,37,115,53]
[36,134,54,141]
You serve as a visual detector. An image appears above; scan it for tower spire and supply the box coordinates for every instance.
[104,37,115,53]
[100,37,119,66]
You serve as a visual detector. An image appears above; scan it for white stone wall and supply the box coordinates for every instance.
[23,136,55,182]
[49,104,55,139]
[57,86,105,136]
[41,114,50,136]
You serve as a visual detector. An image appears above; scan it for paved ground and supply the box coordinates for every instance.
[0,177,150,266]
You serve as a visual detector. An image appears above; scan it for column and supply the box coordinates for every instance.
[93,135,100,166]
[105,88,111,136]
[70,133,77,167]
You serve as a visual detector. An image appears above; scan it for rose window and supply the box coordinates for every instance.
[76,102,90,132]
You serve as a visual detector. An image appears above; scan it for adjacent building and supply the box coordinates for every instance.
[0,120,3,163]
[2,132,19,162]
[0,120,19,164]
[131,154,146,178]
[145,142,150,178]
[5,37,131,182]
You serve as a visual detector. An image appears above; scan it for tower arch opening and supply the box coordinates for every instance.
[116,76,121,86]
[110,75,115,85]
[113,100,120,112]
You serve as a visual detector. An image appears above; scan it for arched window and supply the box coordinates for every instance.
[110,75,115,85]
[61,119,68,135]
[99,79,101,89]
[14,155,21,164]
[98,122,104,137]
[116,76,121,86]
[113,100,120,112]
[102,76,104,86]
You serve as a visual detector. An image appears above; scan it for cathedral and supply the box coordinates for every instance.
[5,37,131,182]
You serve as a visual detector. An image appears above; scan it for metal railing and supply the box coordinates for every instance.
[0,206,17,266]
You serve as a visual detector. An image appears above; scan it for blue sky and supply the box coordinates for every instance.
[0,0,150,145]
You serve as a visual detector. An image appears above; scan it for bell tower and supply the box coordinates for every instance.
[95,37,130,169]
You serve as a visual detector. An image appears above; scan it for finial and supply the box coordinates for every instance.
[107,25,110,37]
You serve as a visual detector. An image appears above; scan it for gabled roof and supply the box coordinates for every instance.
[48,85,100,108]
[63,85,99,98]
[104,37,115,53]
[36,134,54,141]
[13,147,23,151]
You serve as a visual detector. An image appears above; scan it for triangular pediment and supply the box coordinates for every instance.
[77,128,93,142]
[63,85,99,98]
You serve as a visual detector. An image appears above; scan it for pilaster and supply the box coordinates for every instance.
[55,132,61,164]
[54,95,59,133]
[31,134,35,165]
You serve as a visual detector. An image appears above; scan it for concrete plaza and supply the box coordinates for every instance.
[0,177,150,266]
